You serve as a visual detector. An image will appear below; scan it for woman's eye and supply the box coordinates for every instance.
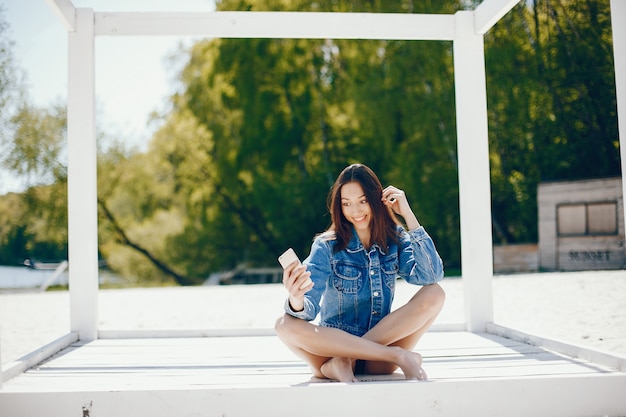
[360,200,368,205]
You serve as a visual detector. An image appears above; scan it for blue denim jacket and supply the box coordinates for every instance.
[285,226,444,336]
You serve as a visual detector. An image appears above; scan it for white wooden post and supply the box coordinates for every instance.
[611,1,626,225]
[453,11,494,332]
[67,8,99,341]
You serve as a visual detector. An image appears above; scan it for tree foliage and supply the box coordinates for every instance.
[485,0,619,243]
[0,0,620,283]
[0,5,21,131]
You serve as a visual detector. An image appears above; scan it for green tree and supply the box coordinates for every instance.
[528,0,618,180]
[146,0,465,276]
[0,8,67,265]
[485,0,619,245]
[97,138,198,285]
[1,0,619,282]
[0,104,68,265]
[4,97,69,266]
[0,5,21,134]
[2,103,67,185]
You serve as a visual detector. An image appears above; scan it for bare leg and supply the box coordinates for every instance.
[274,315,425,382]
[274,283,445,382]
[361,283,445,376]
[275,326,340,380]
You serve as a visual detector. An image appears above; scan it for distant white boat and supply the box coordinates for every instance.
[23,259,66,270]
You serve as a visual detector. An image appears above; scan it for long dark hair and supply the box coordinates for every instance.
[326,164,400,252]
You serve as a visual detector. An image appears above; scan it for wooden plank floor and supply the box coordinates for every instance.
[2,331,626,417]
[1,331,621,391]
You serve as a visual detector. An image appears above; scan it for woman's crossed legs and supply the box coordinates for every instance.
[274,283,445,382]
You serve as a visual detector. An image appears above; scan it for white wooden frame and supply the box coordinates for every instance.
[48,0,626,339]
[2,0,625,387]
[54,0,520,342]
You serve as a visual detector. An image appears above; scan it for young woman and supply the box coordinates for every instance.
[274,163,445,382]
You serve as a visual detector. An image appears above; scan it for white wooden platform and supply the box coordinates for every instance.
[1,329,625,417]
[3,1,624,416]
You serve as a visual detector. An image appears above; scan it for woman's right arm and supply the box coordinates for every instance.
[282,261,312,312]
[283,238,331,321]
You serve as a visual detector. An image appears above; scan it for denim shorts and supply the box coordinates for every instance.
[354,359,366,375]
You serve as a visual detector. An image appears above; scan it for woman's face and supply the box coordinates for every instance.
[340,182,372,233]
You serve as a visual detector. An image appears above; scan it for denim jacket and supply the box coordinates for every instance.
[284,225,444,336]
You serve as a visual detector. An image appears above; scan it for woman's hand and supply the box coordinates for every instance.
[282,260,313,312]
[382,185,421,230]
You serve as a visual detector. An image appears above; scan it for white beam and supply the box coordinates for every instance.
[45,0,76,31]
[474,0,521,34]
[67,8,98,341]
[3,374,626,417]
[94,11,455,40]
[453,11,494,332]
[611,0,626,232]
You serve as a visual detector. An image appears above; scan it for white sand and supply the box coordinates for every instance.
[2,270,625,365]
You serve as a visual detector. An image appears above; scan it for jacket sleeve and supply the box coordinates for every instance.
[398,226,444,285]
[283,237,331,321]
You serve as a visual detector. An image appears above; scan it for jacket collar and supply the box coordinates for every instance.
[346,227,387,254]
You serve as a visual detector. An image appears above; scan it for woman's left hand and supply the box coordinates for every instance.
[382,185,421,230]
[382,186,409,215]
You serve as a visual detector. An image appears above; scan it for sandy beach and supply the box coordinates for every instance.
[1,269,625,366]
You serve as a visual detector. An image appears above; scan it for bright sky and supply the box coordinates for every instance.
[1,0,215,193]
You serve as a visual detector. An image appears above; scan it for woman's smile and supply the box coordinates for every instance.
[350,216,370,229]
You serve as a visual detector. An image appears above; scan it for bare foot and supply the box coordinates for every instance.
[395,349,428,381]
[320,357,359,383]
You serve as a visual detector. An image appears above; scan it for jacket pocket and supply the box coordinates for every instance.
[381,254,399,289]
[332,262,362,294]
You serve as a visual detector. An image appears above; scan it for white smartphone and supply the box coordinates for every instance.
[278,248,300,269]
[278,248,312,290]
